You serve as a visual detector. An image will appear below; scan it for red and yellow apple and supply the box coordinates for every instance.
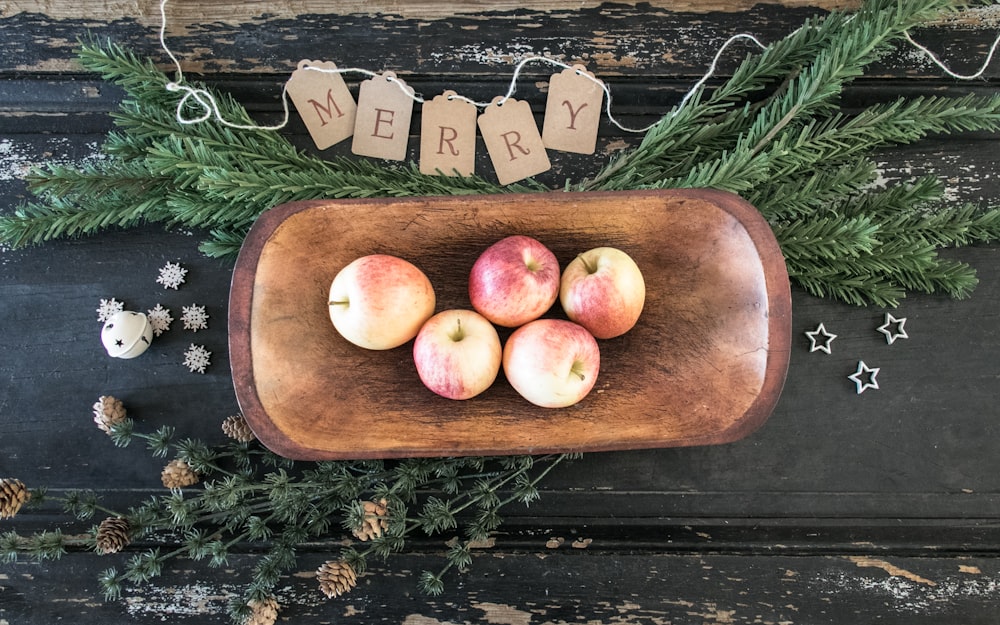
[328,254,436,350]
[468,235,560,327]
[502,318,600,408]
[560,247,645,339]
[413,309,502,400]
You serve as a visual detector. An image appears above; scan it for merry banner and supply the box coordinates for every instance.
[286,62,606,185]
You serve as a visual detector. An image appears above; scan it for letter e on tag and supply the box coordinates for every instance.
[286,60,357,150]
[542,64,603,155]
[478,97,550,186]
[352,72,415,161]
[420,91,477,176]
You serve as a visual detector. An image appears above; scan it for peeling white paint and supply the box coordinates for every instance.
[0,138,104,182]
[873,154,991,206]
[401,600,726,625]
[820,569,1000,613]
[0,138,34,182]
[123,582,241,619]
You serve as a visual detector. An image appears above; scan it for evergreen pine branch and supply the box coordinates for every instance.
[0,194,169,248]
[843,174,946,216]
[583,10,856,190]
[764,94,1000,179]
[639,146,770,193]
[772,214,880,261]
[787,261,907,307]
[750,159,878,220]
[76,39,177,104]
[881,203,1000,248]
[785,229,981,306]
[586,0,960,191]
[199,227,250,258]
[81,40,526,200]
[194,162,520,215]
[24,159,167,204]
[740,0,960,156]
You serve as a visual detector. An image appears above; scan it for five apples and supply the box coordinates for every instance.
[327,235,645,408]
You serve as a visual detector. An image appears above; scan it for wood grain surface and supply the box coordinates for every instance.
[230,190,791,458]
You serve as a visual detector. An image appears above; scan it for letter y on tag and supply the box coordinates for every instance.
[542,64,603,155]
[478,96,550,186]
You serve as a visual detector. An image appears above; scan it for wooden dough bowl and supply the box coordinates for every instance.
[229,189,791,460]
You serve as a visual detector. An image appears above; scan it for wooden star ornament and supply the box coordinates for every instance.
[805,322,837,354]
[848,360,880,394]
[877,313,908,345]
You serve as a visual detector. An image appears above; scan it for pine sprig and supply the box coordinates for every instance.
[4,415,576,615]
[748,159,879,220]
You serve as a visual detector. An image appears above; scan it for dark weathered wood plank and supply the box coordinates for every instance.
[4,550,1000,624]
[2,4,999,79]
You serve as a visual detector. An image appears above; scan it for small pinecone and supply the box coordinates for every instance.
[316,560,358,598]
[0,478,30,519]
[222,414,255,443]
[92,395,127,434]
[95,516,131,554]
[352,498,389,541]
[160,459,199,489]
[244,596,279,625]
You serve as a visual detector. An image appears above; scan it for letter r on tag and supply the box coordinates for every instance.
[478,97,550,186]
[420,91,477,176]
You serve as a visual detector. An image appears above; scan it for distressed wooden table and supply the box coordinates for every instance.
[2,2,999,623]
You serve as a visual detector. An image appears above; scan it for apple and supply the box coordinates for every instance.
[559,247,645,339]
[413,309,502,400]
[502,319,600,408]
[468,235,560,327]
[328,254,436,350]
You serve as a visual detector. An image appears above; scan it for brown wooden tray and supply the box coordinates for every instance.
[229,189,791,460]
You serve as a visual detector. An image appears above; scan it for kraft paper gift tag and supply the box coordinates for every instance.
[477,96,550,186]
[286,60,357,150]
[419,91,477,176]
[542,64,603,155]
[352,71,415,162]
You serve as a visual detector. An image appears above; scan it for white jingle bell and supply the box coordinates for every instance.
[101,311,154,359]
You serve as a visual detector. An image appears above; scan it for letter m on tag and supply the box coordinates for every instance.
[309,89,348,126]
[287,60,358,150]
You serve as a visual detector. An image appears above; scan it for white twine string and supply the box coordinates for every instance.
[160,0,292,130]
[297,42,763,134]
[158,0,999,134]
[904,29,1000,80]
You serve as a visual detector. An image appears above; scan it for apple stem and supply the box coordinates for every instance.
[449,318,465,342]
[578,254,597,274]
[570,360,586,381]
[328,299,349,306]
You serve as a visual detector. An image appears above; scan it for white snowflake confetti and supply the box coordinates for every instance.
[183,344,211,374]
[181,304,209,332]
[147,304,173,336]
[97,298,125,323]
[156,261,188,290]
